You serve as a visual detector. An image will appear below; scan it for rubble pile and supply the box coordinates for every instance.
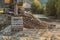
[22,14,56,29]
[0,14,11,30]
[0,13,56,30]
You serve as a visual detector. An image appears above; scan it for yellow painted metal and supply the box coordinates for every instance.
[5,0,10,4]
[0,10,4,13]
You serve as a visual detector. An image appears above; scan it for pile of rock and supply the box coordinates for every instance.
[0,14,11,30]
[22,13,56,29]
[0,13,56,30]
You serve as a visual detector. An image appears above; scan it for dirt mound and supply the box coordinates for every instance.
[22,14,56,29]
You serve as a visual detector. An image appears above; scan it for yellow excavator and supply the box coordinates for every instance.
[5,0,23,15]
[5,0,23,9]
